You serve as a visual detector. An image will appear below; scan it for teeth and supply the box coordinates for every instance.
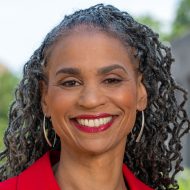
[84,119,89,126]
[99,118,104,125]
[77,117,112,127]
[94,119,99,127]
[81,119,85,126]
[89,120,94,127]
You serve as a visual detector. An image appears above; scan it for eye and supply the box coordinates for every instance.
[103,78,123,84]
[60,80,81,87]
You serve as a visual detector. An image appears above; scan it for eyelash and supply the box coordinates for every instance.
[60,80,81,87]
[60,78,123,88]
[103,78,123,84]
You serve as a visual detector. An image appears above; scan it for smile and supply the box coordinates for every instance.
[70,114,117,133]
[76,117,112,127]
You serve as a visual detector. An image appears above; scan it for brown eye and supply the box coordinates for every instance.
[60,80,81,87]
[104,78,122,84]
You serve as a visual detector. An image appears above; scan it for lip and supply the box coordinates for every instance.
[73,113,113,119]
[70,114,116,133]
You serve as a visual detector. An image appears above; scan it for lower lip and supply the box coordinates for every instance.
[71,118,115,133]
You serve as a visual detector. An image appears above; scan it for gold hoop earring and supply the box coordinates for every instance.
[43,116,56,147]
[136,111,145,143]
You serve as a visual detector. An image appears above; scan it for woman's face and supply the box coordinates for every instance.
[41,29,147,155]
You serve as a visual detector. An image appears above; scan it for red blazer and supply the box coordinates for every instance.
[0,151,153,190]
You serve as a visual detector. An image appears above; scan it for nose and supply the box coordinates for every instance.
[77,84,106,109]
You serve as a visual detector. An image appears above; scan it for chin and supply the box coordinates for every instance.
[75,138,122,156]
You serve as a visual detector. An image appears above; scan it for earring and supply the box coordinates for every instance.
[136,111,145,143]
[43,115,57,147]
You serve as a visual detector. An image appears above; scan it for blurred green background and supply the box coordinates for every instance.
[0,0,190,188]
[0,71,19,150]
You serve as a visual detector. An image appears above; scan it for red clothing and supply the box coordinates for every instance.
[0,151,153,190]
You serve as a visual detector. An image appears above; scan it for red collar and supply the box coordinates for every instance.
[17,151,153,190]
[122,164,153,190]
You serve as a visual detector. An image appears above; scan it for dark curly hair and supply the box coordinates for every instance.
[0,4,189,190]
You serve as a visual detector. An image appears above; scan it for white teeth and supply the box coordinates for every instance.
[81,119,85,126]
[94,119,99,127]
[88,120,94,127]
[99,118,104,125]
[103,118,109,124]
[84,119,89,126]
[76,117,112,127]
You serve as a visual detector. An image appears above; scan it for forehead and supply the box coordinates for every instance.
[45,28,139,73]
[50,30,128,57]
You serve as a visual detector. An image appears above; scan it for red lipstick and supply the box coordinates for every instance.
[74,113,112,119]
[70,113,116,133]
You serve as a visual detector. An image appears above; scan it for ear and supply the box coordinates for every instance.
[136,74,147,111]
[40,80,50,117]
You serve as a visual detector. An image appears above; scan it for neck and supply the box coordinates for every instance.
[54,141,127,190]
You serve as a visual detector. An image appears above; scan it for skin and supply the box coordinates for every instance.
[41,29,147,190]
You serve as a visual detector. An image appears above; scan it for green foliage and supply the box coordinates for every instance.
[0,118,7,151]
[136,15,162,32]
[171,0,190,40]
[136,15,170,41]
[137,0,190,41]
[178,168,190,190]
[0,71,19,149]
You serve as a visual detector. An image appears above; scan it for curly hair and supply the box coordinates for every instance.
[0,4,189,190]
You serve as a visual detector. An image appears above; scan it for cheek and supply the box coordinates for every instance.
[110,84,138,134]
[47,87,77,115]
[47,88,77,138]
[110,83,138,110]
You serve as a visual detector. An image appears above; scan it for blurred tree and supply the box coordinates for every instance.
[178,168,190,190]
[137,15,162,33]
[136,15,170,41]
[170,0,190,40]
[0,66,19,149]
[137,0,190,41]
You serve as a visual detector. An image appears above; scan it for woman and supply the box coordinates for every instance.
[0,4,189,190]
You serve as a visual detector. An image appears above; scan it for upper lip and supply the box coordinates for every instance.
[72,113,114,119]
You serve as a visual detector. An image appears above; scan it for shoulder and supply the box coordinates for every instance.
[0,151,60,190]
[0,152,48,190]
[0,176,18,190]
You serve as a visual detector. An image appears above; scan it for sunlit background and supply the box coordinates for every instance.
[0,0,190,188]
[0,0,178,73]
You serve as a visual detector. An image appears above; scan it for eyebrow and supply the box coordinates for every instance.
[56,67,81,76]
[97,64,128,75]
[55,64,128,76]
